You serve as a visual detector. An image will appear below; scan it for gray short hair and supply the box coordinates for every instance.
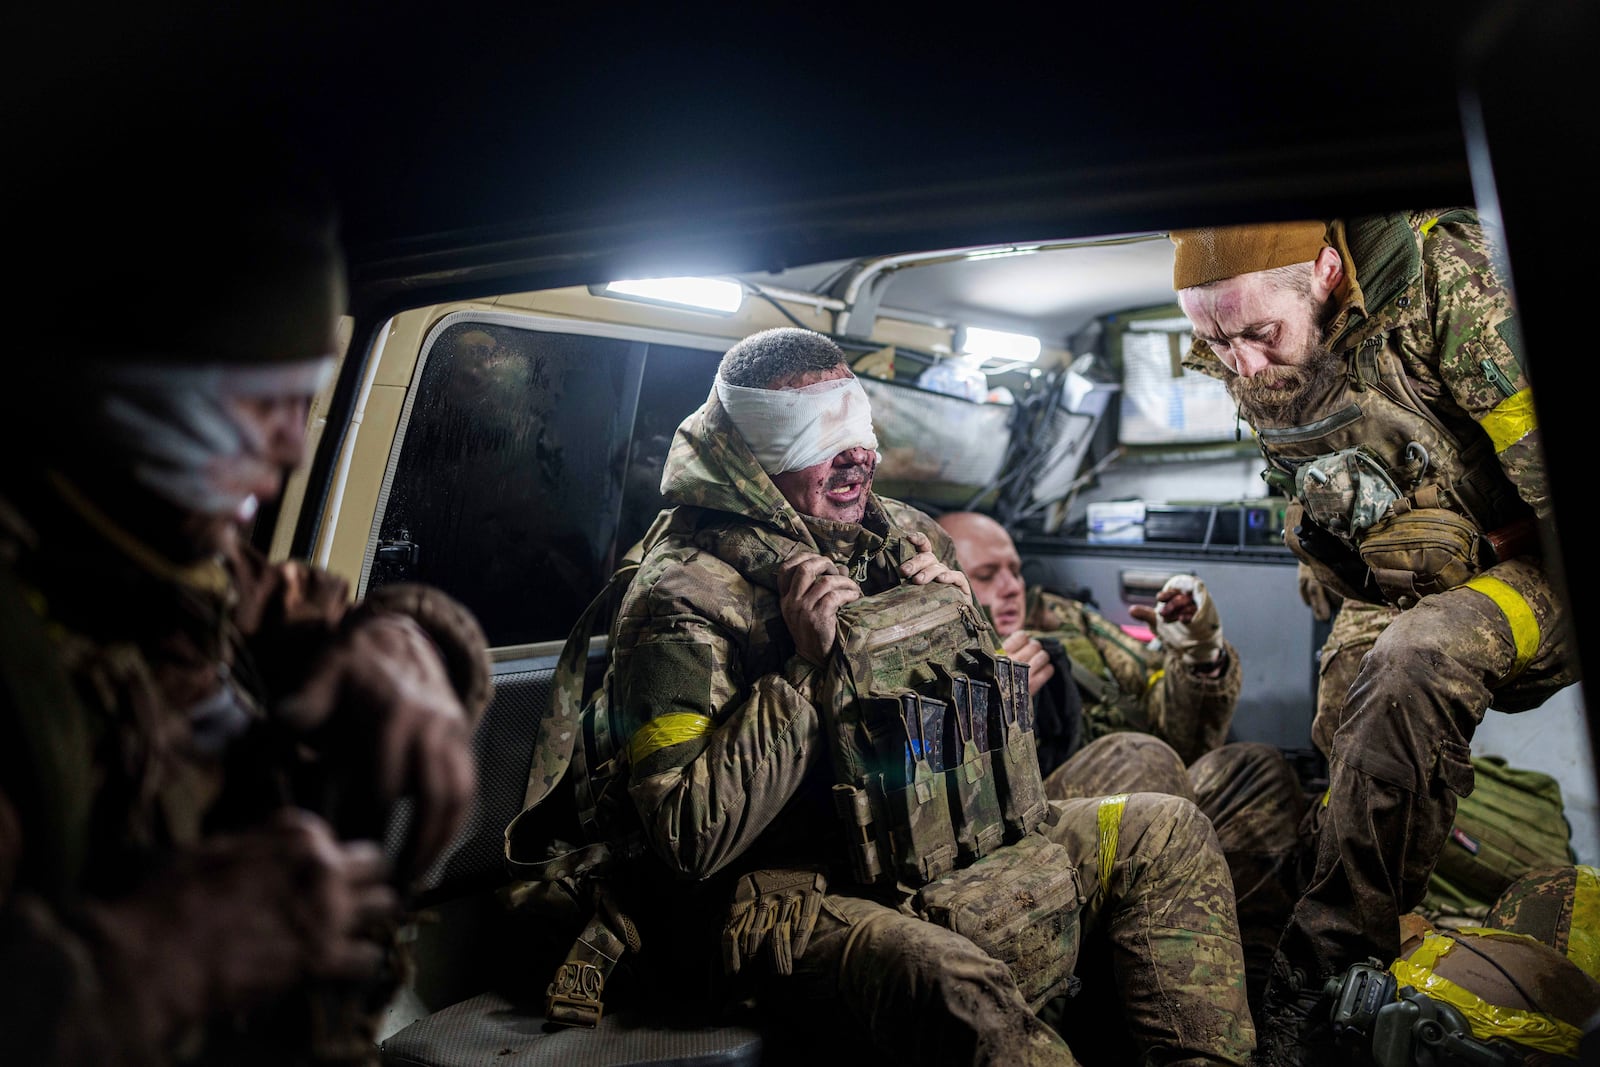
[718,327,848,389]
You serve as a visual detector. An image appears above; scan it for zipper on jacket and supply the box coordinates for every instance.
[1480,357,1517,399]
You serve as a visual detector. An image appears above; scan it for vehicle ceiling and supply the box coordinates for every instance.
[9,2,1598,744]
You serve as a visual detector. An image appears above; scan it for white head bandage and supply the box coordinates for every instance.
[84,356,336,518]
[714,373,879,474]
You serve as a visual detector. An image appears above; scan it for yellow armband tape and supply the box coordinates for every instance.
[628,712,715,766]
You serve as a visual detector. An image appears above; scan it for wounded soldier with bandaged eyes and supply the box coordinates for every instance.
[549,326,1259,1065]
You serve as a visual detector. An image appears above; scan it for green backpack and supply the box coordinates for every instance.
[1422,754,1575,925]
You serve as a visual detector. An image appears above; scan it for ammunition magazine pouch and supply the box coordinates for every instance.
[818,582,1049,889]
[912,833,1083,1010]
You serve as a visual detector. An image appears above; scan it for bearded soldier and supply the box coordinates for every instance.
[1171,214,1578,1066]
[580,327,1255,1065]
[0,158,491,1065]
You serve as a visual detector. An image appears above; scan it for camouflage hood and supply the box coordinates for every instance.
[660,390,826,553]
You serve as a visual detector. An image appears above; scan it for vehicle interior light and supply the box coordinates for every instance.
[962,326,1041,363]
[597,277,744,313]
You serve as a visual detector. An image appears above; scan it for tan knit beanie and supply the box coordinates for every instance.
[1170,220,1331,290]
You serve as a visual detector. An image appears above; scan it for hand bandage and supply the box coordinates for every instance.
[1154,575,1224,666]
[715,373,878,474]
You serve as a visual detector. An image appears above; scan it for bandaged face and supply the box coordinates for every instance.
[85,356,336,529]
[716,364,880,524]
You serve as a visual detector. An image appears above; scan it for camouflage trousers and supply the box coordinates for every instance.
[1278,558,1578,984]
[1045,733,1307,1016]
[769,791,1255,1066]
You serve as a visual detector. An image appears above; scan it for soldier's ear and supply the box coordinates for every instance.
[1310,245,1344,301]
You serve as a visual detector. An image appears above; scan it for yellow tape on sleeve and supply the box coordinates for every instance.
[1480,388,1538,453]
[628,712,715,766]
[1097,794,1129,893]
[1389,931,1583,1057]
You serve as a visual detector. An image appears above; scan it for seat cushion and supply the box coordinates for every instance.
[379,991,764,1067]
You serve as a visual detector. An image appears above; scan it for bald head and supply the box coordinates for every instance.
[936,511,1027,636]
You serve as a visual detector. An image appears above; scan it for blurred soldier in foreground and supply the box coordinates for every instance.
[566,326,1254,1064]
[1172,212,1577,1066]
[0,159,490,1065]
[939,510,1304,1015]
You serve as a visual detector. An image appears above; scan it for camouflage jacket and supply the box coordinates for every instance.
[610,393,961,884]
[1183,210,1546,606]
[1024,589,1240,766]
[0,476,371,1066]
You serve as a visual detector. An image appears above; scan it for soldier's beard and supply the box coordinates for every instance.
[1226,336,1344,426]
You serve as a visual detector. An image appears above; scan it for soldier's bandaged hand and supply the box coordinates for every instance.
[721,867,827,976]
[1150,575,1224,666]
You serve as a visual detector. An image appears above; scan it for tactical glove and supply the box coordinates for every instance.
[721,867,827,976]
[347,583,494,726]
[1153,575,1224,667]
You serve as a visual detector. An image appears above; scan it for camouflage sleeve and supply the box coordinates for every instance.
[617,556,822,882]
[1146,638,1242,765]
[1424,217,1550,520]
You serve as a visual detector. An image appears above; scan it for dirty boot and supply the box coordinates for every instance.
[1250,954,1336,1067]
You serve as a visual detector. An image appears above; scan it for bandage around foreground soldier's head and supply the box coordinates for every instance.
[714,373,879,474]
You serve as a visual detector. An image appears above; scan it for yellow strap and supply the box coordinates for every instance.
[628,712,714,766]
[1321,787,1331,808]
[1391,931,1583,1056]
[1420,215,1440,237]
[1097,794,1129,891]
[1463,574,1540,677]
[1480,388,1538,453]
[1569,866,1600,982]
[1143,668,1164,693]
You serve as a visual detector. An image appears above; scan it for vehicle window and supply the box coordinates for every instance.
[615,343,721,557]
[364,319,646,647]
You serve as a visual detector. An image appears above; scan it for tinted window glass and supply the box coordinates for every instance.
[616,343,721,555]
[368,321,646,646]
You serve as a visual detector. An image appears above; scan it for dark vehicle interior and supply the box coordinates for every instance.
[10,2,1598,1063]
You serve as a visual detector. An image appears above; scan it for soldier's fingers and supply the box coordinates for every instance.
[792,888,823,963]
[898,550,938,578]
[745,898,776,957]
[778,554,834,597]
[905,530,931,550]
[723,906,753,974]
[931,569,970,597]
[770,896,799,975]
[799,575,861,613]
[1128,604,1157,627]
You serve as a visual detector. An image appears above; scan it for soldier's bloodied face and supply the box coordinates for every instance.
[766,365,878,524]
[1178,269,1341,425]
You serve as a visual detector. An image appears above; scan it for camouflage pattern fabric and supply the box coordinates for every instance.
[1487,864,1600,982]
[1279,559,1576,984]
[1023,590,1240,765]
[1309,599,1398,759]
[1176,215,1579,1049]
[1046,733,1309,1019]
[0,481,410,1066]
[607,388,1255,1065]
